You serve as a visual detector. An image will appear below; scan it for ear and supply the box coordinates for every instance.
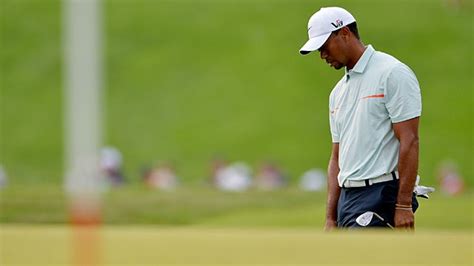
[340,26,351,41]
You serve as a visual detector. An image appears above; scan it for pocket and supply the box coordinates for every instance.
[364,97,387,118]
[378,180,399,212]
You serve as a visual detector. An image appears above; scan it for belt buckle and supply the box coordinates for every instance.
[372,172,396,185]
[372,173,386,185]
[348,179,366,188]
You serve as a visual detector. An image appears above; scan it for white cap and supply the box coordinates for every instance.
[299,7,356,55]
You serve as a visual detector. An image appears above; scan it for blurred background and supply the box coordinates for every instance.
[0,0,473,256]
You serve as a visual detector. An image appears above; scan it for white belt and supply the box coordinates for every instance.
[342,171,399,188]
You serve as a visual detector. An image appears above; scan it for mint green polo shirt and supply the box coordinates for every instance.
[329,45,422,187]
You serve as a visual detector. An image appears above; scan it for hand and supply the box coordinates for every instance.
[324,219,337,231]
[394,208,415,230]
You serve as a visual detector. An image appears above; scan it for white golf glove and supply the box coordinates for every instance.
[414,175,435,199]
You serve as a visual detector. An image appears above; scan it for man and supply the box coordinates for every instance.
[299,7,422,229]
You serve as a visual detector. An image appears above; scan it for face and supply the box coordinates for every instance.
[317,30,348,70]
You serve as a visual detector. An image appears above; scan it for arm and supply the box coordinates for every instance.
[325,143,340,231]
[392,117,420,229]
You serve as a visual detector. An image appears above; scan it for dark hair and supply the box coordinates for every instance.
[333,22,360,40]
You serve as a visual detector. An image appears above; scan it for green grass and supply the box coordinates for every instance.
[1,184,472,230]
[1,226,472,265]
[1,0,473,187]
[0,0,473,239]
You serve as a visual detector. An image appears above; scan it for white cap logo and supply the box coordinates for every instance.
[331,19,343,28]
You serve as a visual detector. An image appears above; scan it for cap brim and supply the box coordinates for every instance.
[299,32,331,55]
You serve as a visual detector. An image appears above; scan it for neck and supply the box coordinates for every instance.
[346,40,366,70]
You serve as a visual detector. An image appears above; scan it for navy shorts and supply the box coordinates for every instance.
[337,179,419,228]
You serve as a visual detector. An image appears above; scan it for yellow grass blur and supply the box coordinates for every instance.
[0,225,472,266]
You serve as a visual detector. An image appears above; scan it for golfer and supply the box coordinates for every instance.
[299,7,421,229]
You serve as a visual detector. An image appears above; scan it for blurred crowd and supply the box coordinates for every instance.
[0,146,467,195]
[98,147,326,192]
[94,146,468,195]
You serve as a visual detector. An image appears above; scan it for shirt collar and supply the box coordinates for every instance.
[345,45,375,75]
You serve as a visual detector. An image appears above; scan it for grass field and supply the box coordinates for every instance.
[1,184,472,230]
[1,186,471,265]
[1,226,472,265]
[1,184,473,265]
[1,1,473,265]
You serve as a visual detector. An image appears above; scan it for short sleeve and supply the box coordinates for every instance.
[329,92,340,143]
[329,112,339,143]
[385,64,422,123]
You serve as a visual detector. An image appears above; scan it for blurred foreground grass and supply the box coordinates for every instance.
[1,226,472,265]
[0,184,472,230]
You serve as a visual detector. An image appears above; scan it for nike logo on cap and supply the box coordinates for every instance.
[331,19,344,28]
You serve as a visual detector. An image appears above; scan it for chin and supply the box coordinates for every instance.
[334,65,343,70]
